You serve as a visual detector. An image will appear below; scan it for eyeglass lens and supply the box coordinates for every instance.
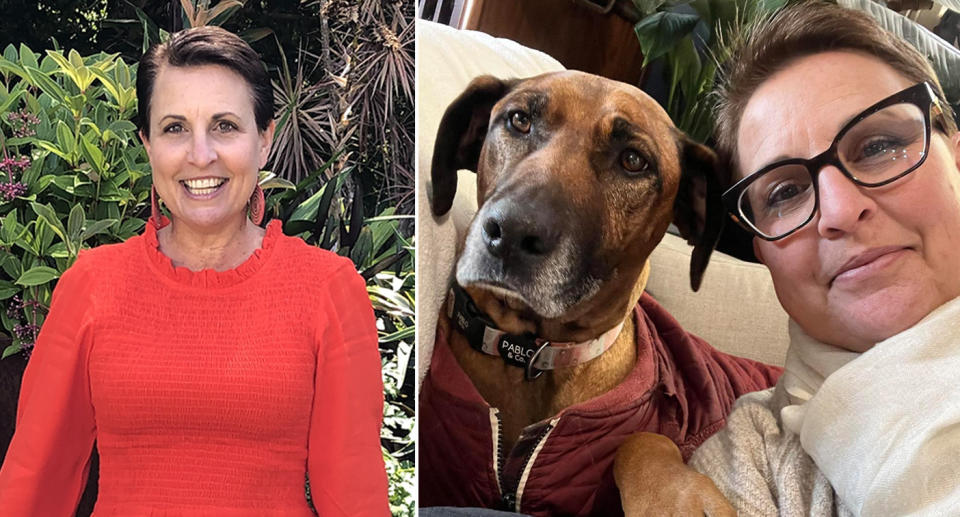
[739,101,928,238]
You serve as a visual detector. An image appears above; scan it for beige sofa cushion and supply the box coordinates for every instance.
[646,233,789,367]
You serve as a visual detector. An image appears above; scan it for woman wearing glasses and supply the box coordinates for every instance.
[681,3,960,516]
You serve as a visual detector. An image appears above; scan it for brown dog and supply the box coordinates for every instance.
[420,71,774,516]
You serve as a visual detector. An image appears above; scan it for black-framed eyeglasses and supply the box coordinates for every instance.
[722,81,947,241]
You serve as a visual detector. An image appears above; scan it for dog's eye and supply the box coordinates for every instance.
[507,110,531,134]
[620,149,650,174]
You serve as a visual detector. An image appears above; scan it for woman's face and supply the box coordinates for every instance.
[737,51,960,352]
[141,64,273,231]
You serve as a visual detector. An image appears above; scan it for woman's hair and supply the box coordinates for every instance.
[137,26,273,137]
[714,1,958,180]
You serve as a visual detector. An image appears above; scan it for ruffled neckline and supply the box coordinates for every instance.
[142,216,282,288]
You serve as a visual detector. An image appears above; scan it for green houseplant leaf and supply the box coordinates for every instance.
[634,11,700,66]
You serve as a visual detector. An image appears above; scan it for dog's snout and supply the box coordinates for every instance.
[482,200,558,260]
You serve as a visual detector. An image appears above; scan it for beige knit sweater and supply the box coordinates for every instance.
[689,383,854,517]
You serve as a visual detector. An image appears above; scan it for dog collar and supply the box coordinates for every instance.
[447,284,625,381]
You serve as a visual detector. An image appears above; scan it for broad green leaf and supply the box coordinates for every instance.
[288,187,325,222]
[29,202,67,243]
[34,140,70,162]
[2,344,21,359]
[80,219,116,241]
[16,266,60,286]
[0,252,20,278]
[0,282,18,300]
[18,43,38,70]
[0,84,24,114]
[108,120,137,133]
[116,218,145,239]
[21,65,68,103]
[24,90,41,115]
[80,133,106,174]
[68,49,84,70]
[46,242,70,259]
[39,54,57,74]
[90,67,121,104]
[88,52,118,73]
[67,204,84,239]
[0,57,24,80]
[36,219,56,256]
[350,226,374,266]
[67,94,86,117]
[0,211,17,245]
[21,157,45,193]
[13,234,36,257]
[2,44,16,63]
[79,117,101,136]
[673,36,702,106]
[634,11,701,66]
[45,50,81,90]
[115,59,131,87]
[56,120,75,158]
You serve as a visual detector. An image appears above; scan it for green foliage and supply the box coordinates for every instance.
[633,0,789,143]
[372,265,415,516]
[0,43,148,359]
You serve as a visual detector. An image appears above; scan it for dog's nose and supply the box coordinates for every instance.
[482,200,558,259]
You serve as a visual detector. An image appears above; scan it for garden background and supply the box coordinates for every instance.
[0,1,414,515]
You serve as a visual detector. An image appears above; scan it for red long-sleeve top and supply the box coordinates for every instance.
[0,219,390,516]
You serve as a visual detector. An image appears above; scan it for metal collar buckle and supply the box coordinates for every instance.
[525,340,551,381]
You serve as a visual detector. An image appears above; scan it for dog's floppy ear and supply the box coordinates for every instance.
[430,75,517,216]
[673,133,728,292]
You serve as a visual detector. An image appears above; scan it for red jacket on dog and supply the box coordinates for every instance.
[420,293,781,516]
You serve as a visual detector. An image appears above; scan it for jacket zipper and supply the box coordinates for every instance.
[500,418,558,512]
[490,407,505,497]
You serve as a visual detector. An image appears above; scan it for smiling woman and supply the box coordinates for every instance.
[137,28,275,270]
[0,26,389,517]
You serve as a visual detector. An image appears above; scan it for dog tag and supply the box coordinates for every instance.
[496,334,540,368]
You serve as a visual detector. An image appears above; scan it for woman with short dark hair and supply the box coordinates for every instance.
[0,26,389,516]
[687,3,960,515]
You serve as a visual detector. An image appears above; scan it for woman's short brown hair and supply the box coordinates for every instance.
[137,26,273,138]
[714,1,958,180]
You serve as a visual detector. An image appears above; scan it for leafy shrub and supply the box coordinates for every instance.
[0,44,148,358]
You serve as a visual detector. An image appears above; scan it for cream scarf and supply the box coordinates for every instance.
[779,296,960,516]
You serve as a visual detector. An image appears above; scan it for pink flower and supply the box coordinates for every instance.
[0,181,27,200]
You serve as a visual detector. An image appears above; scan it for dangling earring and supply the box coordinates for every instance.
[150,185,162,227]
[249,184,265,225]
